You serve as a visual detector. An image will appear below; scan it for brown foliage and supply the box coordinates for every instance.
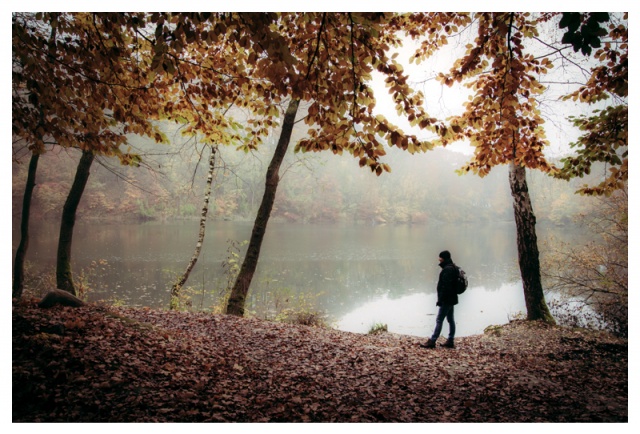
[13,301,626,422]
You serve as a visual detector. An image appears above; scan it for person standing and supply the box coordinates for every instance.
[421,250,458,349]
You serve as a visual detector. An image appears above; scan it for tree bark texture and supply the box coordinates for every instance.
[509,161,555,324]
[56,149,95,296]
[226,99,300,316]
[12,152,40,299]
[170,145,217,309]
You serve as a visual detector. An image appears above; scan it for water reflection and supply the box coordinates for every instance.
[336,282,526,337]
[13,221,576,337]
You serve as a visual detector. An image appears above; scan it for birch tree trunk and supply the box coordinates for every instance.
[226,99,300,316]
[12,152,40,299]
[56,149,95,296]
[509,161,555,324]
[170,145,217,310]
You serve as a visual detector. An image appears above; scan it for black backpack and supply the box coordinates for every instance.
[455,265,468,294]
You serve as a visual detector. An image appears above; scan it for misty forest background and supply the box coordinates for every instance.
[12,116,606,228]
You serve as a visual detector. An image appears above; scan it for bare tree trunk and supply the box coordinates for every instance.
[170,145,217,310]
[12,152,40,299]
[13,23,56,300]
[56,149,95,296]
[509,161,555,324]
[226,99,300,316]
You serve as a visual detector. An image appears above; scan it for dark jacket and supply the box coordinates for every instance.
[436,258,459,306]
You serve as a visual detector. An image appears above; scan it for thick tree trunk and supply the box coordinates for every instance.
[226,99,300,316]
[12,152,40,299]
[509,161,555,324]
[170,145,217,310]
[56,149,95,296]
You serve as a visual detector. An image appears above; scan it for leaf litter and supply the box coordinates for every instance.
[12,301,627,422]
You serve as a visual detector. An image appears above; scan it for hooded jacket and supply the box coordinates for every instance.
[436,258,459,306]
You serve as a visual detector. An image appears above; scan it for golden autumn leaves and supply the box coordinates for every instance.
[14,13,626,184]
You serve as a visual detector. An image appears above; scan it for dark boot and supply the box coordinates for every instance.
[419,338,436,349]
[440,338,455,348]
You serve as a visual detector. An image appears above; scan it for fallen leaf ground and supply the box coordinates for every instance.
[12,300,627,422]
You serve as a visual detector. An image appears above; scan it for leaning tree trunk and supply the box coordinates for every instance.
[56,149,95,296]
[509,161,555,324]
[12,152,40,299]
[170,145,217,310]
[226,99,300,316]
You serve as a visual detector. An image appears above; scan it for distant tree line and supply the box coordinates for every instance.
[12,135,601,226]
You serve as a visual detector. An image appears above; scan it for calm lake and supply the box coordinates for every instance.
[14,220,576,337]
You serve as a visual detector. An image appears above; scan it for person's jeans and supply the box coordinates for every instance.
[431,304,455,341]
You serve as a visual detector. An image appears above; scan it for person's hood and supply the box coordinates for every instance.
[439,258,454,268]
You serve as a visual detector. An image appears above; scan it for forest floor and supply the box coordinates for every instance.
[12,299,628,423]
